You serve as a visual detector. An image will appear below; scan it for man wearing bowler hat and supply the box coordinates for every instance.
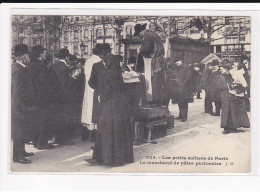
[171,56,193,122]
[134,23,165,105]
[28,45,54,150]
[11,44,36,164]
[51,48,81,145]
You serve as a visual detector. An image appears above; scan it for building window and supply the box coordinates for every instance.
[240,35,246,42]
[216,45,221,53]
[233,27,239,32]
[76,17,79,21]
[19,28,24,34]
[224,37,231,44]
[106,27,113,37]
[234,45,241,52]
[18,38,24,44]
[84,29,89,38]
[232,37,239,44]
[126,25,133,37]
[74,31,79,39]
[33,17,37,23]
[96,28,104,39]
[190,27,200,34]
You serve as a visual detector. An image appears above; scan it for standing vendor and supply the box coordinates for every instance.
[134,23,165,105]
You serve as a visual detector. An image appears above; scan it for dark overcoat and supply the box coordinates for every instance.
[28,59,49,105]
[208,71,222,103]
[11,62,37,139]
[89,53,134,166]
[215,73,250,129]
[140,30,165,74]
[200,67,211,92]
[51,60,81,122]
[192,64,203,93]
[171,64,193,104]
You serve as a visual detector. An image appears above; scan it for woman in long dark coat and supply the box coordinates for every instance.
[215,65,250,134]
[87,46,134,167]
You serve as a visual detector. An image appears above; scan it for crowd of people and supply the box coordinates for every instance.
[200,57,250,134]
[11,22,250,166]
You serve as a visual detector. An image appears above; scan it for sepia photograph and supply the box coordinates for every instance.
[9,11,252,173]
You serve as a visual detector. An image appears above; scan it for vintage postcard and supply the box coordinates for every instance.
[8,7,254,174]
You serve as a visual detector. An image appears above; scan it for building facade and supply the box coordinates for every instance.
[210,17,251,59]
[12,15,251,61]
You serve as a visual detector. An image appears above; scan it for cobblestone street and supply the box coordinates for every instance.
[11,93,251,173]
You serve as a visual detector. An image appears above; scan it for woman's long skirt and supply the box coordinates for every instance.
[221,92,250,129]
[92,97,134,167]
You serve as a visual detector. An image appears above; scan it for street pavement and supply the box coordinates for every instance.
[10,92,251,173]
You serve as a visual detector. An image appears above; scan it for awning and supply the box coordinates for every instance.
[201,53,222,65]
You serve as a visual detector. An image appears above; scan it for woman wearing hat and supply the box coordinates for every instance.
[86,43,134,166]
[216,61,250,134]
[11,44,36,164]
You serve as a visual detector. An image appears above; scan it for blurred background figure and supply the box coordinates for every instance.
[51,48,82,145]
[208,60,222,116]
[171,56,193,122]
[240,55,250,112]
[192,62,204,99]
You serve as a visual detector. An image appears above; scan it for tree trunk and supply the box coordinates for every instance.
[101,17,106,44]
[207,16,212,43]
[52,16,55,58]
[164,16,171,58]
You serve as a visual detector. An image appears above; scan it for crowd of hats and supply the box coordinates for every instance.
[13,42,112,59]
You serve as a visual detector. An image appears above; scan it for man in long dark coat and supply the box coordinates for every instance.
[192,63,204,99]
[11,44,36,164]
[51,48,81,144]
[86,43,134,166]
[28,45,54,150]
[172,56,193,122]
[208,60,222,116]
[200,64,213,114]
[134,23,165,105]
